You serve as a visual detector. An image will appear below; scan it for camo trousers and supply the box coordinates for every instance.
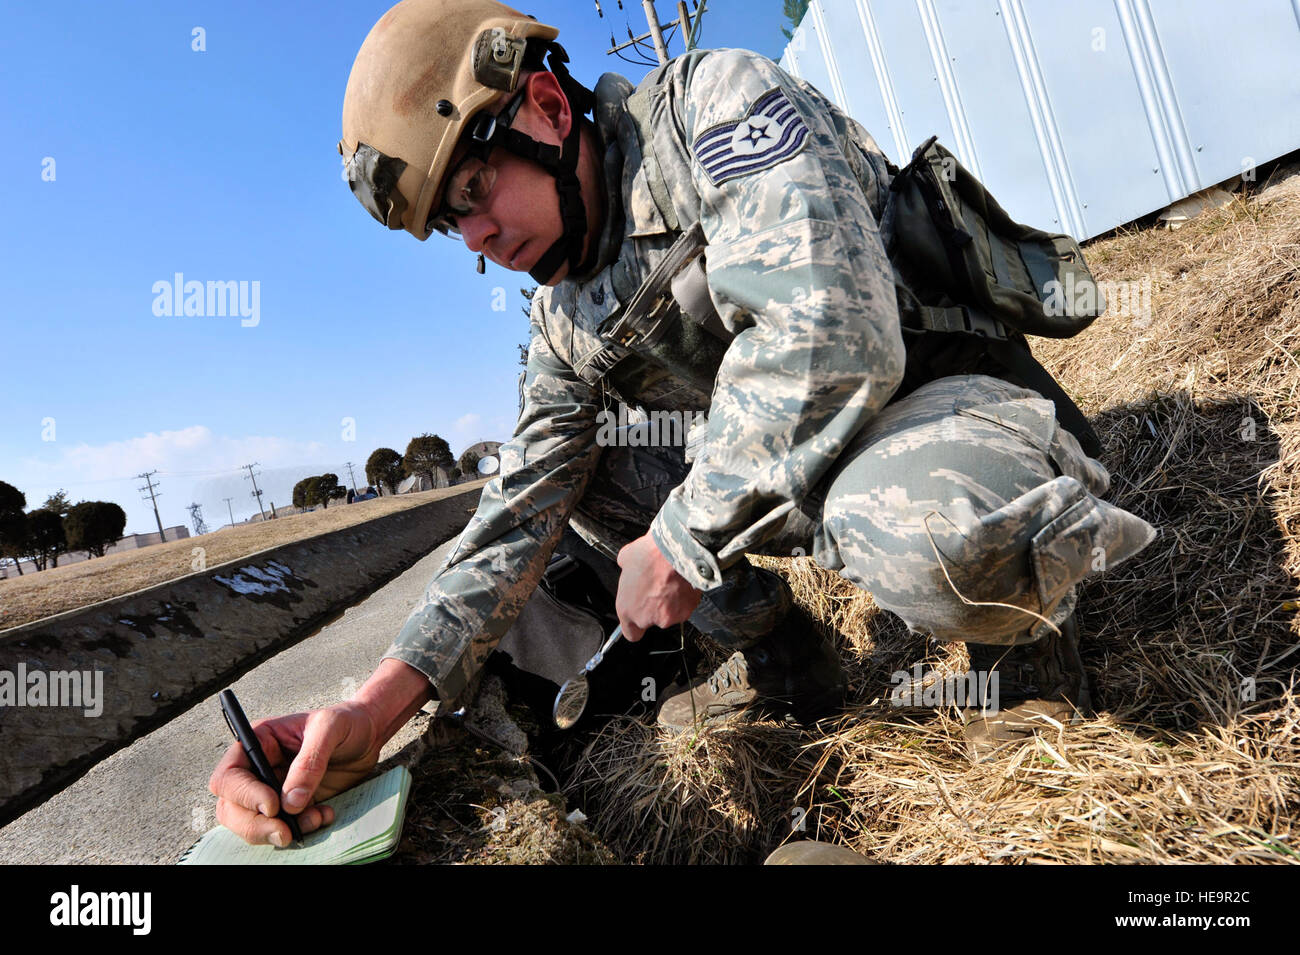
[566,373,1157,649]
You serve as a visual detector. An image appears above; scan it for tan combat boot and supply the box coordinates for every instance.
[961,612,1093,762]
[764,841,877,864]
[656,606,847,734]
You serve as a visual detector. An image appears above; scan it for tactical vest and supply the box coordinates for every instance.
[603,63,1106,458]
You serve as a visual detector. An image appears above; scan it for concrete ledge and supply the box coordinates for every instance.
[0,485,482,827]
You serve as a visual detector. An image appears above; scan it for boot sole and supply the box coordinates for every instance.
[656,686,846,734]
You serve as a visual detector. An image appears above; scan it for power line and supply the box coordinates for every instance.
[7,469,212,488]
[618,25,661,66]
[607,0,701,64]
[613,46,659,67]
[609,5,667,63]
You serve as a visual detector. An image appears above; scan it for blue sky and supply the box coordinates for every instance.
[1,0,794,535]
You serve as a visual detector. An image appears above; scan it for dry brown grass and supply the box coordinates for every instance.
[566,177,1300,864]
[0,481,486,631]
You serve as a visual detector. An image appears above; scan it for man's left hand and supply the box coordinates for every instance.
[615,534,702,642]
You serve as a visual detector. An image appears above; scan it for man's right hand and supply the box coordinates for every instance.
[208,701,380,847]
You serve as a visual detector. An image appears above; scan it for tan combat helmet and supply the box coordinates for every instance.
[340,0,596,283]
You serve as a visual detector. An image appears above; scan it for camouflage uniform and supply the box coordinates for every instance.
[385,48,1157,704]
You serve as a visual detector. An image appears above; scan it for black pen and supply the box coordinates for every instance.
[218,688,304,846]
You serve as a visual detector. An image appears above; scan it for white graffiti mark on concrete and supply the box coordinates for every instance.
[212,561,296,596]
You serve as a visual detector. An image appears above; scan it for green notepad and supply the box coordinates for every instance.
[179,765,412,865]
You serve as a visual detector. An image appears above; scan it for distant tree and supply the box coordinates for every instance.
[0,481,25,518]
[404,434,453,488]
[65,501,127,559]
[366,448,404,496]
[0,482,28,576]
[27,509,66,571]
[41,489,73,518]
[1,513,32,576]
[318,473,342,506]
[302,477,323,510]
[0,513,28,576]
[780,0,810,40]
[519,286,537,365]
[305,473,342,510]
[458,448,481,478]
[292,477,313,510]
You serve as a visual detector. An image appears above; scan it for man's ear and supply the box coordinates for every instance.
[519,70,572,144]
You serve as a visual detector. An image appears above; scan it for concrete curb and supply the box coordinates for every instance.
[0,485,482,828]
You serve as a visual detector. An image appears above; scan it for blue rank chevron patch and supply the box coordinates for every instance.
[692,87,811,187]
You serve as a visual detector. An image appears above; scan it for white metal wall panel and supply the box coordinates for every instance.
[1018,0,1168,237]
[813,0,899,159]
[1145,0,1300,189]
[927,1,1065,233]
[861,0,962,160]
[779,0,1300,240]
[785,12,836,123]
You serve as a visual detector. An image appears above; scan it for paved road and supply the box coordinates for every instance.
[0,540,457,864]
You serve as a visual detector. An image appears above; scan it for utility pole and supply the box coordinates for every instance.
[187,503,208,536]
[687,0,706,50]
[137,470,166,542]
[642,0,669,64]
[242,463,267,521]
[344,461,360,494]
[607,0,704,62]
[676,1,697,50]
[223,496,236,527]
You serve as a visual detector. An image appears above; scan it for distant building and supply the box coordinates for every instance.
[459,440,503,461]
[396,474,431,495]
[113,526,190,550]
[0,525,190,578]
[459,440,503,477]
[780,0,1300,240]
[396,468,454,493]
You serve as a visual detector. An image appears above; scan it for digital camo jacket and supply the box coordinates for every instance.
[385,48,907,702]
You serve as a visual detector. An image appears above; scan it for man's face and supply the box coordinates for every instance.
[438,74,575,284]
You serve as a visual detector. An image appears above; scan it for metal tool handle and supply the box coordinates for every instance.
[583,624,623,674]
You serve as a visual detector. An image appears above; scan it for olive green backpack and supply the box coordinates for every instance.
[883,134,1104,342]
[879,134,1106,455]
[619,64,1108,457]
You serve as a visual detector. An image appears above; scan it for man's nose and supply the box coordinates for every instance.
[457,212,497,255]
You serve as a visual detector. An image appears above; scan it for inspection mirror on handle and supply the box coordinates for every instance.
[552,677,590,730]
[552,625,624,730]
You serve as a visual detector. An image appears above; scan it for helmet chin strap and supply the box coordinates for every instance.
[469,43,597,284]
[522,110,588,284]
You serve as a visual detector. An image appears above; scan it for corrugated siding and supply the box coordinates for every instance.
[781,0,1300,239]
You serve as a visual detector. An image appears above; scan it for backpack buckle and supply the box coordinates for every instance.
[963,309,1008,341]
